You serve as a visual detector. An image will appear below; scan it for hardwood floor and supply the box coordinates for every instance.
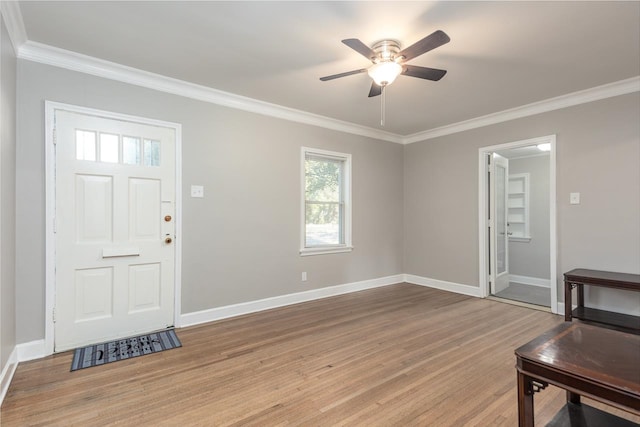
[2,283,639,426]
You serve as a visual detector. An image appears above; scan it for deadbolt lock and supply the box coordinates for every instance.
[164,215,172,222]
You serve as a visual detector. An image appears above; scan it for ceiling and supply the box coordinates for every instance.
[16,1,640,136]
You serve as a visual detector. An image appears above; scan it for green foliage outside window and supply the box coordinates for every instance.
[305,157,342,225]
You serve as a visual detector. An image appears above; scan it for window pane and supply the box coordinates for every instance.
[143,139,160,166]
[304,153,346,248]
[123,136,141,165]
[305,202,341,246]
[76,130,96,161]
[100,133,119,163]
[305,157,342,202]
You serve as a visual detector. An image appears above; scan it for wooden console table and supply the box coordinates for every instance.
[564,268,640,333]
[515,322,640,427]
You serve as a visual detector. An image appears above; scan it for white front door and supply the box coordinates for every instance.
[54,109,176,352]
[490,153,509,294]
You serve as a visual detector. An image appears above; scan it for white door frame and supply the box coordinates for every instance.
[478,135,557,313]
[44,101,183,355]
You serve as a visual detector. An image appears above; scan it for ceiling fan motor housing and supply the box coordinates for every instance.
[371,40,402,63]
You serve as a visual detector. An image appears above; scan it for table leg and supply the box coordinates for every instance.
[564,280,572,321]
[517,372,535,427]
[567,390,581,404]
[577,284,584,308]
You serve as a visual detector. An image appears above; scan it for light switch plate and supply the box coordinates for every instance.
[570,192,580,205]
[191,185,204,198]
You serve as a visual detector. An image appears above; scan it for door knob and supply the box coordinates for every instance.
[165,237,172,244]
[164,215,172,222]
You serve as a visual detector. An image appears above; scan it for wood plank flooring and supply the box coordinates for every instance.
[2,283,639,426]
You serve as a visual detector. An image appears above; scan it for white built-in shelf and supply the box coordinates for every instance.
[508,174,530,241]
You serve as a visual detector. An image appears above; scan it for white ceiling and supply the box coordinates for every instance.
[16,1,640,136]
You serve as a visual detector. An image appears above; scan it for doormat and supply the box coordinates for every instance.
[71,329,181,371]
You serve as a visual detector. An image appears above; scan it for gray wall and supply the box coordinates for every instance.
[509,155,550,280]
[1,12,17,369]
[15,60,405,343]
[405,93,640,312]
[12,58,640,344]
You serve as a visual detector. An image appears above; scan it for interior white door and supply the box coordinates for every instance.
[54,110,176,351]
[490,153,510,294]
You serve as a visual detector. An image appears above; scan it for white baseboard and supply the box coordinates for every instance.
[509,274,550,288]
[17,339,47,362]
[0,346,18,406]
[404,274,483,298]
[557,302,567,316]
[180,274,404,328]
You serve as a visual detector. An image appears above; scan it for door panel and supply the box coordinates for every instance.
[128,263,161,313]
[129,178,161,240]
[490,154,510,294]
[76,175,113,242]
[495,163,507,275]
[55,110,176,352]
[75,267,113,322]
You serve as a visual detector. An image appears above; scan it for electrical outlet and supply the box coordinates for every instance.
[191,185,204,198]
[301,272,307,282]
[570,192,580,205]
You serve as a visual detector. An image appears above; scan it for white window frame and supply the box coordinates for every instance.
[300,147,352,256]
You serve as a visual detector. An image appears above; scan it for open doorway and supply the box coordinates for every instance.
[478,135,557,312]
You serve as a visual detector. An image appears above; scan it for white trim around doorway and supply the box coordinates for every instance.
[44,101,183,356]
[478,135,557,313]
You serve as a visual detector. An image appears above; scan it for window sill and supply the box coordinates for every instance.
[300,246,353,257]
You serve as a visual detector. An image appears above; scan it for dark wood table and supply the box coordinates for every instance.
[515,322,640,427]
[564,268,640,334]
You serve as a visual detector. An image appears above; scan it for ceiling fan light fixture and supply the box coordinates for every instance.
[368,61,403,86]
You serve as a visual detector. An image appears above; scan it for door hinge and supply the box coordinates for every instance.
[53,128,57,145]
[53,307,56,322]
[53,217,57,233]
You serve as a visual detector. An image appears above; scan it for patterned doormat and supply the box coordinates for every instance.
[71,329,181,371]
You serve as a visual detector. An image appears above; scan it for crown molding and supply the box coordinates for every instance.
[18,41,403,144]
[403,76,640,144]
[15,41,639,146]
[0,1,27,52]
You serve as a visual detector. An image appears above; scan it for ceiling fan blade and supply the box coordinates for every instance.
[342,38,377,61]
[397,30,450,62]
[368,82,382,98]
[402,65,447,81]
[319,69,367,81]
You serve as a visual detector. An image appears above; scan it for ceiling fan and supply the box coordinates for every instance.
[320,30,450,97]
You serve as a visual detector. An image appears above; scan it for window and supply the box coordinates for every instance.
[123,136,141,165]
[75,130,160,167]
[301,147,352,256]
[75,130,96,161]
[99,133,119,163]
